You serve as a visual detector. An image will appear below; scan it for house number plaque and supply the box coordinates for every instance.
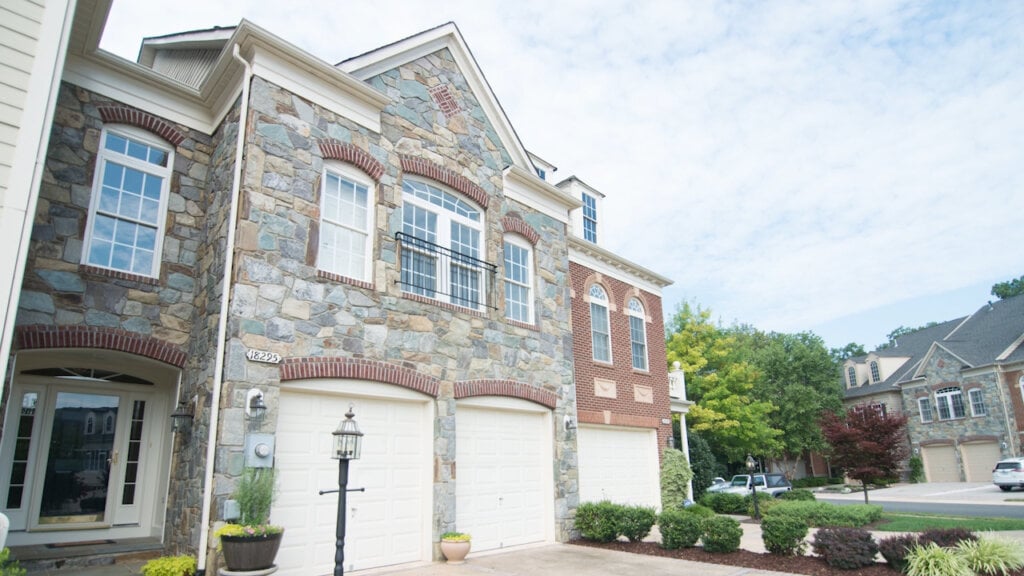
[245,349,282,364]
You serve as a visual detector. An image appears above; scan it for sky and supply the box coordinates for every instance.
[99,1,1024,350]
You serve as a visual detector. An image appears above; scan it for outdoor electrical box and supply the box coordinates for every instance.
[244,433,275,468]
[223,499,240,521]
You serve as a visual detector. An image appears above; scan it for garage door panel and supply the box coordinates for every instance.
[578,426,659,508]
[963,442,1000,483]
[922,445,959,483]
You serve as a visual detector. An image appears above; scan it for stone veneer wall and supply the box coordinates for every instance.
[214,48,578,551]
[902,347,1014,476]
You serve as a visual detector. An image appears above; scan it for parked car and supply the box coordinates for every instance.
[705,477,729,493]
[718,473,792,497]
[993,457,1024,491]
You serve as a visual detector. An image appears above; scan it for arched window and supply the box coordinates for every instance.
[627,298,648,371]
[847,366,857,388]
[503,235,533,323]
[935,387,965,420]
[318,162,375,282]
[83,126,173,277]
[589,284,611,363]
[85,414,96,435]
[104,413,115,434]
[870,361,880,383]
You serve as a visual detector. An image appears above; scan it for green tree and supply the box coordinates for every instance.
[829,342,866,363]
[687,430,724,501]
[820,405,908,504]
[992,275,1024,299]
[661,446,695,508]
[665,302,782,463]
[745,331,842,479]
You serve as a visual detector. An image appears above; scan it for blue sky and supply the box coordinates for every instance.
[100,1,1024,351]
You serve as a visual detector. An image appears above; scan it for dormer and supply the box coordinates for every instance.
[137,26,235,88]
[843,361,863,389]
[558,176,605,245]
[528,152,557,182]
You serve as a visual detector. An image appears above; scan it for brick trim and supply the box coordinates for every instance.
[918,439,954,447]
[15,325,187,367]
[400,156,489,208]
[319,140,385,182]
[454,380,558,409]
[316,269,374,291]
[501,215,540,245]
[577,409,661,429]
[279,357,439,397]
[96,104,186,146]
[80,264,160,285]
[960,435,999,443]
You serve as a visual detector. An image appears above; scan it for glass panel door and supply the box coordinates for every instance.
[38,392,120,525]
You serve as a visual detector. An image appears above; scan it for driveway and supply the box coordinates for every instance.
[815,481,1024,505]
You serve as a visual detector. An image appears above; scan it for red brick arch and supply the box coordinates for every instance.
[15,325,187,367]
[279,357,439,397]
[501,215,540,245]
[453,379,558,409]
[96,104,186,146]
[319,140,385,182]
[400,156,489,208]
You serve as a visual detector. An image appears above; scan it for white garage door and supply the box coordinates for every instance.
[272,382,431,575]
[456,399,552,553]
[577,425,659,508]
[962,441,1001,482]
[922,444,960,483]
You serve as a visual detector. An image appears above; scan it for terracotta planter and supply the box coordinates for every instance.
[440,539,471,564]
[221,531,283,571]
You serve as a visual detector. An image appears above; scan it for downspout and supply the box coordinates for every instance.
[993,366,1016,457]
[198,44,252,572]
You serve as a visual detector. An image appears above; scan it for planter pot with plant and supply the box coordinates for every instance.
[440,532,471,564]
[214,468,284,572]
[141,554,196,576]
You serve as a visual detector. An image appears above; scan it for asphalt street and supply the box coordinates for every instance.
[814,481,1024,518]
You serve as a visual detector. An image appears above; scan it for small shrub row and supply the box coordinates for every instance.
[812,527,880,569]
[778,489,816,501]
[575,501,657,543]
[879,529,980,570]
[761,500,882,527]
[791,476,844,488]
[698,492,748,514]
[658,508,742,553]
[761,515,808,556]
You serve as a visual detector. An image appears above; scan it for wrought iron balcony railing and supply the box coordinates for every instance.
[395,232,498,310]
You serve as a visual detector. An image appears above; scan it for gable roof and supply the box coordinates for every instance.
[337,22,534,174]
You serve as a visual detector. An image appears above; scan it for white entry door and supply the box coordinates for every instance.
[577,425,659,507]
[272,383,431,575]
[455,399,552,553]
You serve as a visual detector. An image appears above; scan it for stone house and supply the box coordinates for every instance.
[0,1,677,574]
[841,295,1024,483]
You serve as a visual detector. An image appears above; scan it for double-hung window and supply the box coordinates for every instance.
[84,127,172,276]
[870,361,880,382]
[503,236,533,323]
[918,397,934,423]
[627,298,648,371]
[582,192,598,243]
[847,366,857,387]
[968,389,987,416]
[935,387,966,420]
[400,179,485,308]
[590,284,611,363]
[319,164,374,282]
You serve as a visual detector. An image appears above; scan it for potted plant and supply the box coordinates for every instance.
[141,555,196,576]
[214,468,284,571]
[439,531,471,564]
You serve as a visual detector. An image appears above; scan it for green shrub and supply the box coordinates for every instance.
[746,494,782,517]
[657,509,704,550]
[660,447,694,510]
[879,533,920,571]
[905,542,973,576]
[761,500,882,527]
[761,515,808,556]
[699,492,747,514]
[909,456,925,483]
[792,476,829,488]
[681,504,716,519]
[0,549,26,576]
[811,527,879,570]
[778,489,816,501]
[575,501,622,542]
[827,477,844,485]
[919,528,978,548]
[702,515,742,553]
[618,505,657,542]
[141,555,197,576]
[955,535,1024,576]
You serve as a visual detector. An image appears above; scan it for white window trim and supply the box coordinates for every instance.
[847,366,857,388]
[968,388,987,417]
[935,386,965,420]
[318,161,375,282]
[589,284,611,364]
[627,298,648,371]
[82,125,173,278]
[918,397,933,423]
[502,234,534,324]
[869,361,880,383]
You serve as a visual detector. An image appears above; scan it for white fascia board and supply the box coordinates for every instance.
[247,45,383,134]
[997,331,1024,361]
[340,23,533,171]
[63,52,219,133]
[568,237,673,295]
[502,165,580,224]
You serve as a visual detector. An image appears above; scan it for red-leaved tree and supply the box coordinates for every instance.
[820,405,909,504]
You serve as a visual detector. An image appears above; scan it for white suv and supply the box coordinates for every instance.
[992,457,1024,492]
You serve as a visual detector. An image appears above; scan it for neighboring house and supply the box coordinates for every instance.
[841,296,1024,483]
[0,2,677,575]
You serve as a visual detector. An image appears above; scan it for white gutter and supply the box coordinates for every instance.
[198,43,251,572]
[993,366,1017,457]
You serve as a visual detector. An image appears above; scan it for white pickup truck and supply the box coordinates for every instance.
[713,473,792,497]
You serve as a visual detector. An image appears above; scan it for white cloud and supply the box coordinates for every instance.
[101,0,1024,346]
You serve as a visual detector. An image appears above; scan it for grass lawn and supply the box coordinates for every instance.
[874,512,1024,532]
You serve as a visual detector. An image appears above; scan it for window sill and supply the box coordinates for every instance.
[400,291,487,317]
[316,269,373,290]
[80,264,160,285]
[505,318,539,331]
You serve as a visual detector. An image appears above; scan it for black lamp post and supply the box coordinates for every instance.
[746,453,760,520]
[329,406,363,576]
